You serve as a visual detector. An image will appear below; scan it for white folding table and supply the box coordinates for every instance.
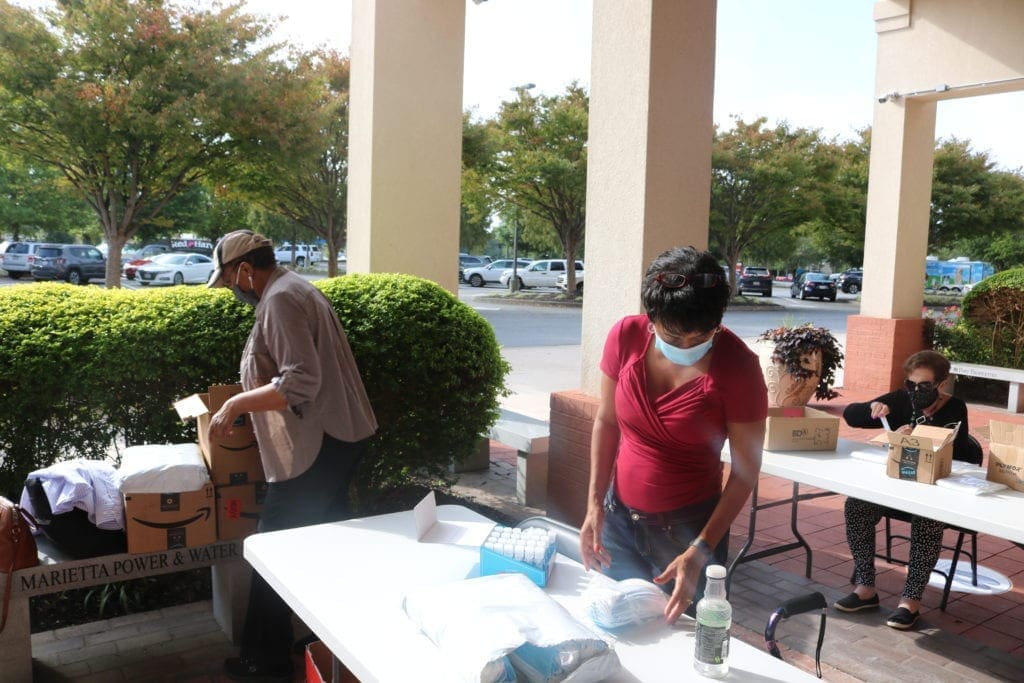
[244,505,820,682]
[724,438,1024,585]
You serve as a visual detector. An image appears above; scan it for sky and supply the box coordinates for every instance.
[15,0,1024,171]
[241,0,1024,173]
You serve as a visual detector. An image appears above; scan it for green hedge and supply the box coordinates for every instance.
[0,275,508,498]
[931,267,1024,369]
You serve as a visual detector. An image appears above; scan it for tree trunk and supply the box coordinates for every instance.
[103,229,127,288]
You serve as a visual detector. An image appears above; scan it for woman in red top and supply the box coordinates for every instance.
[579,246,768,623]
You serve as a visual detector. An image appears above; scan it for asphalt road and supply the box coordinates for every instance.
[0,273,856,348]
[459,281,858,348]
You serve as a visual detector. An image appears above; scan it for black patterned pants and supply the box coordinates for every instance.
[844,497,945,601]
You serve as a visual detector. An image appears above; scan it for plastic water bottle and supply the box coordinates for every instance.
[693,564,731,678]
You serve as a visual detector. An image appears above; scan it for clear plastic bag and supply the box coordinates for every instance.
[582,577,669,630]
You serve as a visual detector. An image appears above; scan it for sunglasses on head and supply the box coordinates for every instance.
[904,379,937,392]
[655,272,722,289]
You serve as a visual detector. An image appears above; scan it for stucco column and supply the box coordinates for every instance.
[580,0,717,396]
[845,98,937,392]
[347,0,465,291]
[549,0,716,526]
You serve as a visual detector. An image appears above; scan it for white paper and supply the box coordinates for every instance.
[935,474,1008,495]
[413,490,438,540]
[850,448,888,465]
[413,491,495,546]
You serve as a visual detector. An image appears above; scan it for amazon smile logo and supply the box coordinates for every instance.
[132,507,211,529]
[217,441,258,451]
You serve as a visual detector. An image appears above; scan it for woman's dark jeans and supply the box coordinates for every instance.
[601,490,728,614]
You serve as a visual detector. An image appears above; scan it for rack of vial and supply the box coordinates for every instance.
[480,525,558,587]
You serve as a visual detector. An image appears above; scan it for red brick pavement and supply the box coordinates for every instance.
[728,388,1024,659]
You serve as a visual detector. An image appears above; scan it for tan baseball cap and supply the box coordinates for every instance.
[207,230,273,287]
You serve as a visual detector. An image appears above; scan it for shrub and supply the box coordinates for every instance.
[957,268,1024,368]
[0,275,508,498]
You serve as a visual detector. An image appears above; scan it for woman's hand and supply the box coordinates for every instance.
[579,507,611,572]
[654,547,704,623]
[869,401,890,420]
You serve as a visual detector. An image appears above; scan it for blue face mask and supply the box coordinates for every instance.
[654,331,715,366]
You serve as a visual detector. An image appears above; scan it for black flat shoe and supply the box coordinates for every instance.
[224,656,293,683]
[834,592,880,612]
[886,607,920,630]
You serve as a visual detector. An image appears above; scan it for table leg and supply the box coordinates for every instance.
[727,481,837,592]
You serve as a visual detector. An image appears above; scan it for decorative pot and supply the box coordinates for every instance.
[756,342,823,407]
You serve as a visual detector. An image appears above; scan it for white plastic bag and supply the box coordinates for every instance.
[403,572,620,683]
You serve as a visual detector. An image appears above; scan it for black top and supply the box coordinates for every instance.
[843,390,981,464]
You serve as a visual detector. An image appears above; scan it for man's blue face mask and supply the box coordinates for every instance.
[654,331,715,366]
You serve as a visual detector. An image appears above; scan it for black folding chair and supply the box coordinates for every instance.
[765,592,827,678]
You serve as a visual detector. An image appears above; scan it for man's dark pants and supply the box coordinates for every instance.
[239,434,367,666]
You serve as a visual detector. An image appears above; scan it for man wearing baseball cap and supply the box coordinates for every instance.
[207,229,377,681]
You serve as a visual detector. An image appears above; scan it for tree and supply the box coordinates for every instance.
[0,0,280,286]
[484,84,589,294]
[0,149,94,241]
[709,118,833,293]
[799,129,870,270]
[223,49,350,276]
[929,139,1024,268]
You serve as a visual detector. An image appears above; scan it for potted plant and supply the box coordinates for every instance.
[757,323,844,406]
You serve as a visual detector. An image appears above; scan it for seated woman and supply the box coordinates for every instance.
[835,350,981,630]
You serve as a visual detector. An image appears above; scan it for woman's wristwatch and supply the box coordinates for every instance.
[688,537,715,561]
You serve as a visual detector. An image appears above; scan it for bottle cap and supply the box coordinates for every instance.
[705,564,727,580]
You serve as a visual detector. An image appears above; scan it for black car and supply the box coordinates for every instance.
[738,266,773,297]
[791,272,837,301]
[839,268,863,294]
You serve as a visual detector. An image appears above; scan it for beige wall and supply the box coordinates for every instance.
[874,0,1024,100]
[580,0,717,395]
[347,0,466,291]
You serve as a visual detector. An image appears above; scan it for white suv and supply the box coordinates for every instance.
[2,241,44,279]
[274,244,322,267]
[499,259,584,289]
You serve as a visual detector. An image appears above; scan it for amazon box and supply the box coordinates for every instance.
[988,420,1024,492]
[763,406,840,451]
[216,482,268,540]
[874,425,955,485]
[174,384,265,485]
[123,483,216,554]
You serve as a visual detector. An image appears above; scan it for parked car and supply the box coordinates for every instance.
[738,266,772,297]
[136,252,215,286]
[458,254,492,282]
[30,244,106,285]
[499,259,584,289]
[790,272,837,301]
[122,244,173,280]
[2,241,44,279]
[838,268,863,294]
[463,259,532,287]
[556,270,584,294]
[274,243,322,267]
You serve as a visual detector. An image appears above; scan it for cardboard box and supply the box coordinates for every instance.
[174,385,265,485]
[215,482,268,540]
[123,483,217,554]
[988,420,1024,492]
[874,425,955,485]
[763,406,840,451]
